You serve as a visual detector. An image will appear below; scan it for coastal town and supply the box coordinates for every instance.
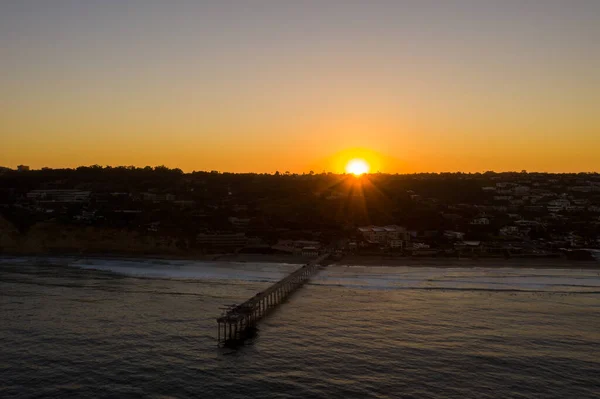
[1,166,599,261]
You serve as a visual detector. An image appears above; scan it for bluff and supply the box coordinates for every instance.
[0,217,187,256]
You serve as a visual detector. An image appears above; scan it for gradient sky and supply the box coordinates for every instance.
[1,0,599,173]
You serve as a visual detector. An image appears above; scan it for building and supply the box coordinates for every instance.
[515,220,541,227]
[454,240,485,255]
[17,165,30,172]
[27,189,91,203]
[444,231,465,240]
[273,240,321,255]
[196,233,248,250]
[142,192,176,202]
[499,226,520,236]
[228,217,251,229]
[301,246,319,257]
[358,225,409,247]
[470,217,490,225]
[389,239,406,249]
[547,198,570,212]
[174,200,196,208]
[513,186,531,195]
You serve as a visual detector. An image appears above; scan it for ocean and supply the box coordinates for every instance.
[1,257,599,398]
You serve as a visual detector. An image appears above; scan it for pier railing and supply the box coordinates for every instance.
[217,253,330,344]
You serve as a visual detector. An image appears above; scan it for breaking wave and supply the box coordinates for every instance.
[3,255,599,294]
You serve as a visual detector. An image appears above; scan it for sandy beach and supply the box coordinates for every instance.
[214,253,600,269]
[337,255,600,269]
[2,251,599,269]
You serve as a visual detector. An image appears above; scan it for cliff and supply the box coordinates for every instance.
[0,217,189,256]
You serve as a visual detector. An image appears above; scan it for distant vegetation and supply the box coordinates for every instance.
[1,167,599,255]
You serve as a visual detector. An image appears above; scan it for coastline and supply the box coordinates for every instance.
[210,253,600,269]
[2,251,599,269]
[336,255,600,269]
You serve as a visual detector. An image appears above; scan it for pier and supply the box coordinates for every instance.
[217,253,330,344]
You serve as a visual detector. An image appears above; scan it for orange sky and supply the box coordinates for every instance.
[1,2,599,173]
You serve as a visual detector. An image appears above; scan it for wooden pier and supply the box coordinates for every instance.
[217,253,330,344]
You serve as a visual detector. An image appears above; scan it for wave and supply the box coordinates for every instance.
[4,256,600,294]
[311,266,600,293]
[70,258,297,283]
[308,281,600,294]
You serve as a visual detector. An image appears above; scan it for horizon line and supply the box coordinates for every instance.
[3,165,599,176]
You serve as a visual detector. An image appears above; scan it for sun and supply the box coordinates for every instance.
[345,158,370,176]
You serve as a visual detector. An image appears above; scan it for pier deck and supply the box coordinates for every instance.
[217,253,330,344]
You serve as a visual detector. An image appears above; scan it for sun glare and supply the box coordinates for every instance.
[346,158,370,176]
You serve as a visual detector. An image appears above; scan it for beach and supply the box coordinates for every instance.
[2,251,599,270]
[214,253,600,269]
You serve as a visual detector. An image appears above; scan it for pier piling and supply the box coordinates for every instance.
[217,253,329,344]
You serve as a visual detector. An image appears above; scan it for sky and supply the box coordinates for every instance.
[1,0,599,173]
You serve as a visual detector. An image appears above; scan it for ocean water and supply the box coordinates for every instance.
[1,257,599,398]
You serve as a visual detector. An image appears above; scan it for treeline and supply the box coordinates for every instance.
[1,166,598,200]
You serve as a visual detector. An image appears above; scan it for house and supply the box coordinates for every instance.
[372,227,387,243]
[301,246,319,257]
[196,233,248,250]
[525,205,545,212]
[228,217,251,229]
[569,186,594,193]
[383,225,407,240]
[411,242,431,249]
[515,220,541,227]
[358,225,409,247]
[566,206,585,212]
[572,199,589,206]
[174,200,196,208]
[496,182,514,188]
[389,239,405,249]
[146,222,160,232]
[442,213,462,222]
[74,210,97,222]
[513,186,530,195]
[273,240,321,255]
[142,192,176,202]
[444,231,465,240]
[27,189,91,203]
[499,226,519,236]
[547,199,570,212]
[454,240,484,255]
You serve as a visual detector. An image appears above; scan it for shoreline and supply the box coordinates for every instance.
[336,255,600,269]
[1,251,599,269]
